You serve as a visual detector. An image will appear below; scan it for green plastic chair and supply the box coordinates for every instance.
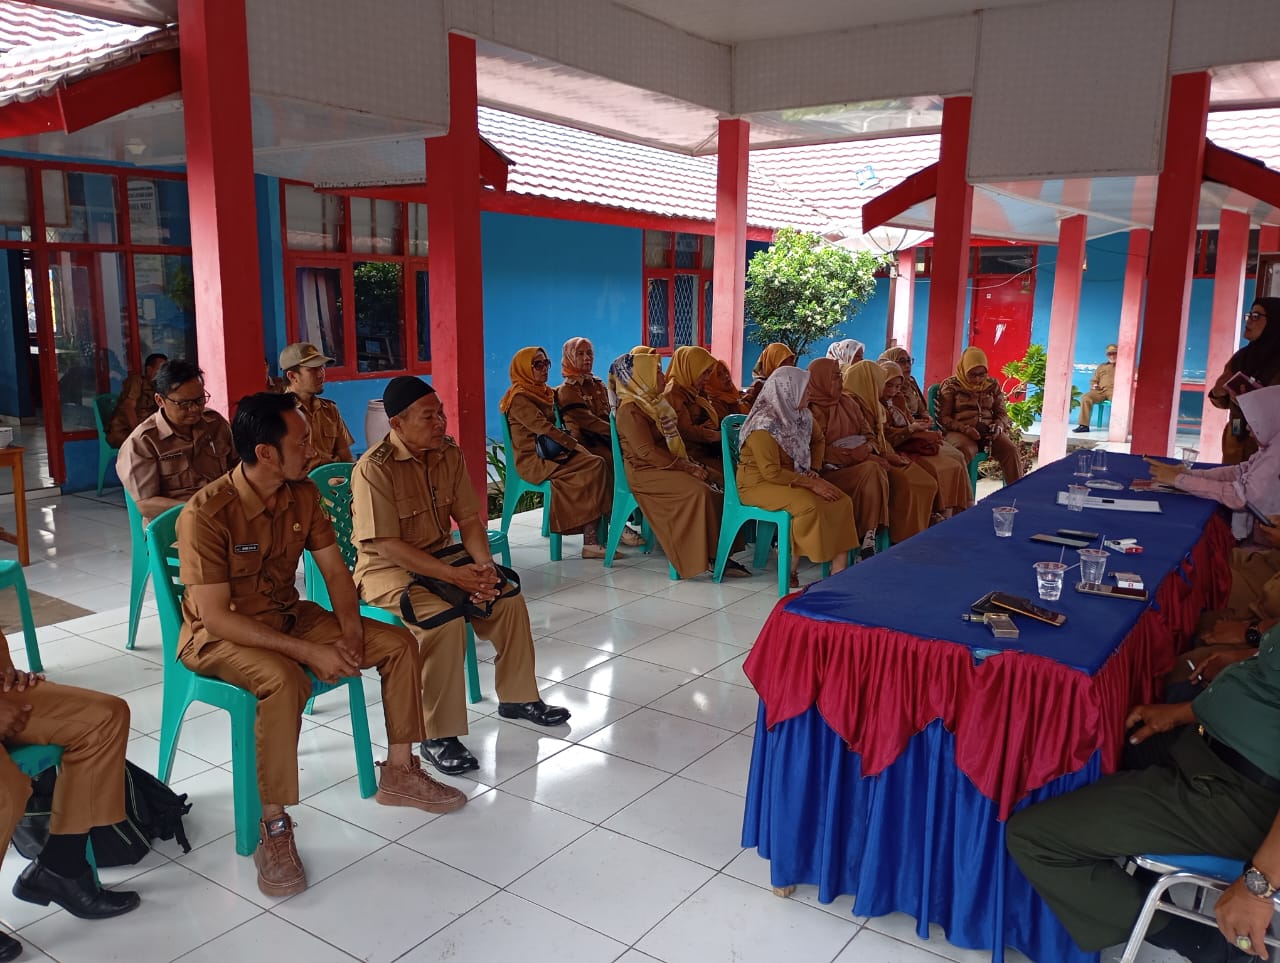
[713,414,793,597]
[9,744,97,880]
[1095,398,1111,429]
[92,393,119,496]
[303,463,482,707]
[122,489,149,651]
[604,414,658,566]
[499,416,560,561]
[147,505,377,857]
[0,560,40,672]
[927,383,988,496]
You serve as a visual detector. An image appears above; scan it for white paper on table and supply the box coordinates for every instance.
[1056,491,1163,513]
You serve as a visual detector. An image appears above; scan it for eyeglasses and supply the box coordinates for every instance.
[531,360,551,371]
[165,391,211,411]
[1246,311,1266,321]
[1106,351,1118,357]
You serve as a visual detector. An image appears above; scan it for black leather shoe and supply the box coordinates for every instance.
[13,863,140,919]
[498,700,571,727]
[1072,424,1091,433]
[0,931,20,962]
[420,737,479,775]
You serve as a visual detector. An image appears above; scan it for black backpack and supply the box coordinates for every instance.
[13,761,192,867]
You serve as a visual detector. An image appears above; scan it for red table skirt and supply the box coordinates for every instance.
[743,515,1234,820]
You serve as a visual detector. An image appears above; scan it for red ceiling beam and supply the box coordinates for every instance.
[862,162,938,234]
[1203,140,1280,210]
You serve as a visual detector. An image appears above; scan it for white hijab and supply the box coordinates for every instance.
[826,339,865,367]
[1234,386,1280,538]
[740,366,813,473]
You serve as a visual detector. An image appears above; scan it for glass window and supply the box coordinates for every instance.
[127,177,190,246]
[134,254,196,365]
[351,198,403,255]
[409,204,428,257]
[44,170,119,244]
[673,274,696,347]
[1248,229,1261,276]
[975,246,1034,275]
[0,166,30,242]
[674,233,700,269]
[48,250,128,433]
[646,278,670,349]
[284,185,344,251]
[700,235,715,269]
[294,266,345,365]
[702,279,713,345]
[644,230,671,268]
[353,261,404,372]
[415,270,431,363]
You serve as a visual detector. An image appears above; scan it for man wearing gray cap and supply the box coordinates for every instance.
[350,377,570,776]
[280,342,354,470]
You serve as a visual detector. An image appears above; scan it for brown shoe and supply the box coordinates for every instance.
[619,527,646,547]
[253,814,307,898]
[581,544,611,560]
[376,756,467,814]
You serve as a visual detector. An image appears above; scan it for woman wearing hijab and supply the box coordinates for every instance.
[880,346,971,471]
[878,359,972,516]
[500,346,609,558]
[826,339,865,368]
[936,346,1024,484]
[1207,298,1280,464]
[556,337,645,547]
[805,358,890,551]
[737,366,858,582]
[742,342,797,408]
[611,352,749,579]
[663,345,725,484]
[1147,385,1280,552]
[844,360,938,542]
[706,359,748,422]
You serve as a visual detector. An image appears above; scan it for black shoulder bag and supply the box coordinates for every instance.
[399,543,522,630]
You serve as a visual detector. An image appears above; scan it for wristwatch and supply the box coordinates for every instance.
[1244,864,1278,899]
[1246,619,1263,647]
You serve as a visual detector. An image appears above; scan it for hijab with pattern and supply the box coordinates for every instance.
[609,352,688,460]
[750,343,797,382]
[1231,385,1280,536]
[666,345,721,426]
[499,346,556,413]
[843,360,893,452]
[953,345,992,393]
[826,339,866,367]
[740,366,814,472]
[560,337,597,386]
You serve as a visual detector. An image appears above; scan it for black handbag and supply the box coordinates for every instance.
[399,543,522,630]
[534,433,574,461]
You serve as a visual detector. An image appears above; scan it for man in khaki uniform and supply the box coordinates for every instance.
[116,360,238,521]
[0,634,141,960]
[352,376,570,777]
[177,392,465,900]
[279,342,355,471]
[105,352,166,448]
[1074,343,1117,432]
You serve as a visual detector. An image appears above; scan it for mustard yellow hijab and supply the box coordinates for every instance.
[499,346,557,414]
[954,345,991,393]
[843,360,891,452]
[609,352,688,460]
[751,343,797,381]
[666,345,720,426]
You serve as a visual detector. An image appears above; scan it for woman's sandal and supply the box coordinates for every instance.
[723,559,752,579]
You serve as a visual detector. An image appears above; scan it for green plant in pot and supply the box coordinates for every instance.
[1001,344,1081,431]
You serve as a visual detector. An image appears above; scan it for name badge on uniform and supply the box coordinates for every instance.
[233,544,260,554]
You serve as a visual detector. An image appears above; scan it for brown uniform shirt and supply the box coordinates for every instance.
[117,409,238,518]
[936,378,1011,435]
[177,465,336,655]
[290,392,354,472]
[555,379,612,447]
[1091,360,1116,394]
[105,373,159,448]
[350,432,482,603]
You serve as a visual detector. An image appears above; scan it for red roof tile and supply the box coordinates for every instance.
[0,1,119,51]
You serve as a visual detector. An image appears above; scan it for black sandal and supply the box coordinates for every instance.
[722,559,752,578]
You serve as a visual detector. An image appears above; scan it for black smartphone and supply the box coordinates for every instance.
[989,592,1067,626]
[1057,529,1099,540]
[1031,533,1091,548]
[1075,582,1148,602]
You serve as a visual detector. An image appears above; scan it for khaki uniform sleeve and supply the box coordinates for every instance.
[743,431,800,485]
[616,404,678,470]
[304,486,337,553]
[936,382,964,434]
[117,429,159,504]
[556,384,611,440]
[335,416,355,462]
[809,417,827,468]
[449,452,482,524]
[215,418,240,471]
[508,393,576,450]
[668,390,720,446]
[350,458,404,543]
[177,504,230,587]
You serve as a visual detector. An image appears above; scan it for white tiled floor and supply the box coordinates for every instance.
[0,493,1179,962]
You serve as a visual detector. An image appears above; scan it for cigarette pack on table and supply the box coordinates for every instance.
[1113,572,1144,590]
[1104,539,1144,554]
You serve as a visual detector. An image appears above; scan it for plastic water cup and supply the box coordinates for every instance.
[1034,561,1067,601]
[1074,451,1092,477]
[1078,548,1110,584]
[1181,447,1199,469]
[992,506,1017,537]
[1067,484,1089,512]
[1091,449,1108,473]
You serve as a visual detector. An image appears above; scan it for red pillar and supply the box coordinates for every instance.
[177,0,264,415]
[1038,214,1088,463]
[922,97,974,389]
[426,34,487,503]
[1108,229,1149,442]
[886,249,916,350]
[711,118,749,383]
[1130,72,1210,456]
[1198,208,1251,460]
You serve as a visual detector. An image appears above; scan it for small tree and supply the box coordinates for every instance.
[744,227,883,358]
[1001,344,1081,430]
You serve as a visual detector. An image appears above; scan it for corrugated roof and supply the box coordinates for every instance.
[0,1,118,51]
[1206,108,1280,168]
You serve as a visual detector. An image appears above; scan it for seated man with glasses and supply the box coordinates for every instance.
[117,360,238,522]
[1073,343,1118,433]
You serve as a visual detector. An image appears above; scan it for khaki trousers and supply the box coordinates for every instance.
[0,682,130,871]
[182,601,423,805]
[1077,388,1112,426]
[365,584,540,740]
[945,431,1024,484]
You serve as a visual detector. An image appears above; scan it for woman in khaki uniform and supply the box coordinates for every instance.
[878,359,972,516]
[611,352,748,579]
[500,346,609,558]
[737,366,857,583]
[844,361,937,543]
[742,342,796,408]
[663,345,724,484]
[706,360,748,422]
[805,359,889,550]
[555,338,644,547]
[936,346,1024,484]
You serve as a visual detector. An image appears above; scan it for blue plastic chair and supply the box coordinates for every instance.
[122,489,149,651]
[927,383,988,496]
[303,463,482,707]
[713,414,793,597]
[1120,854,1279,961]
[0,560,40,672]
[498,416,560,561]
[9,744,97,880]
[91,393,119,496]
[147,505,377,857]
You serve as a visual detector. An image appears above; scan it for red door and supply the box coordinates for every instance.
[969,276,1034,398]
